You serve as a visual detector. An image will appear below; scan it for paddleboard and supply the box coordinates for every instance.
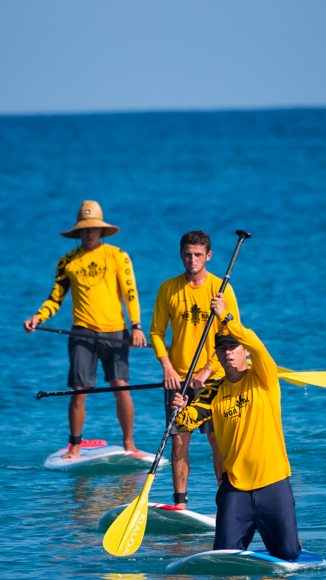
[44,439,169,471]
[166,548,326,575]
[99,502,215,534]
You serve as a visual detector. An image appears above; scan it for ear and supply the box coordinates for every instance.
[206,250,213,262]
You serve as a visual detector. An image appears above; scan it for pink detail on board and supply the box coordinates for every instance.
[126,450,148,458]
[152,503,183,511]
[68,439,108,449]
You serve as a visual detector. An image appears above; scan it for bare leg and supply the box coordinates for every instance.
[112,380,137,452]
[62,390,87,458]
[171,431,192,509]
[207,431,223,485]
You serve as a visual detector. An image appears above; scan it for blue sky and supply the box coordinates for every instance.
[1,0,326,114]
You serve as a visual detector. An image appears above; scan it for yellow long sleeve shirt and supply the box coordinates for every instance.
[150,273,240,379]
[37,244,141,332]
[175,316,291,491]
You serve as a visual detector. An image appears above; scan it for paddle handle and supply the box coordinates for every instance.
[150,229,251,474]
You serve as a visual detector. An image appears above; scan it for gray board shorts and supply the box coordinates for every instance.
[68,326,129,388]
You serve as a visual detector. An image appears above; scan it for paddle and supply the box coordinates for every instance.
[34,325,153,348]
[35,368,326,401]
[102,228,251,557]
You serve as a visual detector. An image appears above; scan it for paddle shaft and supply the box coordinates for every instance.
[149,229,251,475]
[35,325,153,348]
[34,374,318,403]
[36,382,164,400]
[36,377,222,400]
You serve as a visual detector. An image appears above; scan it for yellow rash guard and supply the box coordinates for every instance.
[175,316,291,491]
[36,244,141,332]
[150,272,240,379]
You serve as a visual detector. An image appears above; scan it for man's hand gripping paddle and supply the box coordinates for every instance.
[102,229,251,557]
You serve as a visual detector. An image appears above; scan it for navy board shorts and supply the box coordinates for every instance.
[165,387,214,435]
[214,474,301,561]
[67,326,129,388]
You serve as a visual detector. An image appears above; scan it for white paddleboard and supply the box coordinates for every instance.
[44,439,169,471]
[166,548,326,575]
[99,502,215,534]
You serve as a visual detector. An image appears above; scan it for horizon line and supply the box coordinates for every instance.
[1,102,326,118]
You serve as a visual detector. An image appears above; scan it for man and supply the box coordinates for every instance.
[172,292,301,561]
[24,200,147,458]
[150,231,240,508]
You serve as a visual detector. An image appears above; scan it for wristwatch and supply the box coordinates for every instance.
[131,323,142,330]
[222,313,234,325]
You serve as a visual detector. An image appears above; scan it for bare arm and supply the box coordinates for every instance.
[159,355,182,390]
[24,314,41,333]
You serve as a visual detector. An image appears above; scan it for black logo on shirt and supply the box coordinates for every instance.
[181,304,210,326]
[224,394,250,419]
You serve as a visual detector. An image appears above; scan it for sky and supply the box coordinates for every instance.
[1,0,326,115]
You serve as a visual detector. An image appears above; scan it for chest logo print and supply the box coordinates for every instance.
[181,304,210,326]
[88,261,98,278]
[224,394,250,419]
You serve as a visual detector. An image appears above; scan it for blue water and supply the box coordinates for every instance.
[0,108,325,579]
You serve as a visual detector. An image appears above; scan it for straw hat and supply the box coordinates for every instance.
[61,200,120,239]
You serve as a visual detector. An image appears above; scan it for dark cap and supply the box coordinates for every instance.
[215,333,240,349]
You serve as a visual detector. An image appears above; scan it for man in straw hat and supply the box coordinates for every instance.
[172,292,301,561]
[24,200,147,458]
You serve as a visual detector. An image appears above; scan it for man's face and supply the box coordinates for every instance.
[180,243,212,276]
[216,344,248,372]
[80,227,102,250]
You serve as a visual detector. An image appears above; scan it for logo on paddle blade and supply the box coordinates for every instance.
[121,513,147,555]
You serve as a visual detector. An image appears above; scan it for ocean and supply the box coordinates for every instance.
[0,108,325,579]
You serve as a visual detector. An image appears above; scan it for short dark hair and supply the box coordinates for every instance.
[180,231,211,253]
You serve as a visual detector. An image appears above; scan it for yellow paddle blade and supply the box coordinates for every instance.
[276,365,294,374]
[278,371,326,388]
[249,360,326,388]
[103,473,155,557]
[276,365,308,385]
